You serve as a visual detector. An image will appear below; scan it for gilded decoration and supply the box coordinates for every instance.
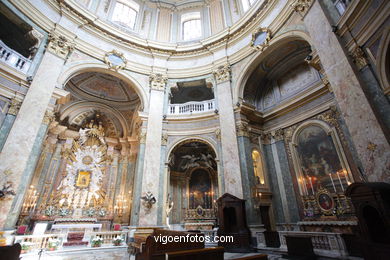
[250,28,271,52]
[54,116,108,216]
[284,110,355,220]
[150,73,168,91]
[42,110,55,125]
[291,0,313,15]
[47,32,74,59]
[104,50,127,71]
[7,98,22,116]
[350,46,368,70]
[213,64,231,84]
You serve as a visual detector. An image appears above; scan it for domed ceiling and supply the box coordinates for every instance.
[66,72,140,110]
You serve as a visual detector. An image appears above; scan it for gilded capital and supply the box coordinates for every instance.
[213,64,231,84]
[7,98,22,116]
[150,73,168,91]
[47,32,75,59]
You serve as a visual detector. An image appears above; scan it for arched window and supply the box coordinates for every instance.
[241,0,257,12]
[181,12,202,41]
[112,0,139,29]
[252,150,265,185]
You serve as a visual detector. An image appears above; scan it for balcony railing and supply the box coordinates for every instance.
[0,40,32,74]
[168,99,215,115]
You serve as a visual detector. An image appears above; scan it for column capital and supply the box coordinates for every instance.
[291,0,313,16]
[149,73,168,91]
[213,64,231,84]
[42,110,55,125]
[47,32,75,59]
[236,122,249,137]
[7,98,22,116]
[350,46,368,70]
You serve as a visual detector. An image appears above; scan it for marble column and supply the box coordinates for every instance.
[0,33,73,228]
[0,99,21,151]
[137,74,166,226]
[236,122,257,224]
[302,1,390,182]
[157,132,168,226]
[213,65,243,198]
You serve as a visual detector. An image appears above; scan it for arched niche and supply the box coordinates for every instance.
[289,120,353,197]
[377,27,390,95]
[234,30,314,104]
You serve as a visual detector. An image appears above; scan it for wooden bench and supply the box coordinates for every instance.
[231,254,268,260]
[133,229,205,260]
[165,247,224,260]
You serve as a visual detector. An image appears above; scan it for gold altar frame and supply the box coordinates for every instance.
[75,170,91,188]
[187,167,217,209]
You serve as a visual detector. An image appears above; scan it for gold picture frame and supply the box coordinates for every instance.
[76,171,91,188]
[250,28,271,51]
[316,188,334,215]
[104,50,127,71]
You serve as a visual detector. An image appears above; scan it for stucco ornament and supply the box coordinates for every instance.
[104,50,127,71]
[213,64,231,83]
[291,0,313,15]
[47,32,75,59]
[250,28,271,52]
[141,191,156,213]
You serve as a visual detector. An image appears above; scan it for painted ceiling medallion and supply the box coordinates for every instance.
[250,28,271,51]
[104,50,127,71]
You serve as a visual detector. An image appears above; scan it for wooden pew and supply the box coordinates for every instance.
[230,254,268,260]
[166,247,224,260]
[133,229,205,260]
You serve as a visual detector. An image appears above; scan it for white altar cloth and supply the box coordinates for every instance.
[51,223,102,230]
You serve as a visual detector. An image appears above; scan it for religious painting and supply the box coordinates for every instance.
[189,169,212,209]
[316,189,334,215]
[75,170,91,188]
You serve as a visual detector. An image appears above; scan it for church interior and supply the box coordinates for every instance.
[0,0,389,259]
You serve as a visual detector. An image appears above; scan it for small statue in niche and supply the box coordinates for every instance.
[165,194,174,229]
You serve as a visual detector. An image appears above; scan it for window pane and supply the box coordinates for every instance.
[183,19,201,41]
[112,1,138,29]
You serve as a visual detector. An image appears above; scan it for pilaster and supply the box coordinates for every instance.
[213,64,243,198]
[0,33,72,228]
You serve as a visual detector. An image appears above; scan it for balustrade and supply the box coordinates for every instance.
[168,100,215,115]
[0,40,32,74]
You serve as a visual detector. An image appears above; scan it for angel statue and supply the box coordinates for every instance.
[180,154,200,170]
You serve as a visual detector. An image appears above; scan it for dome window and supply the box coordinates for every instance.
[112,0,139,29]
[242,0,257,12]
[181,12,202,41]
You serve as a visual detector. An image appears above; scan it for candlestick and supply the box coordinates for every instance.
[309,177,315,195]
[329,173,336,193]
[336,171,344,192]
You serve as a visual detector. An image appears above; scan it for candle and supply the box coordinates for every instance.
[301,177,308,195]
[329,173,336,193]
[309,177,315,195]
[336,171,344,192]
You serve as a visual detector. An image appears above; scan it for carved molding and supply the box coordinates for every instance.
[7,98,22,116]
[150,73,168,91]
[261,128,284,144]
[26,28,44,59]
[213,64,231,84]
[139,129,147,144]
[47,32,75,59]
[350,46,368,70]
[205,77,214,88]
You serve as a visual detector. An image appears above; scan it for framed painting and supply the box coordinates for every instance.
[316,189,334,215]
[75,170,91,188]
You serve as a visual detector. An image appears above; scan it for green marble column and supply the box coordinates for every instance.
[0,99,21,152]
